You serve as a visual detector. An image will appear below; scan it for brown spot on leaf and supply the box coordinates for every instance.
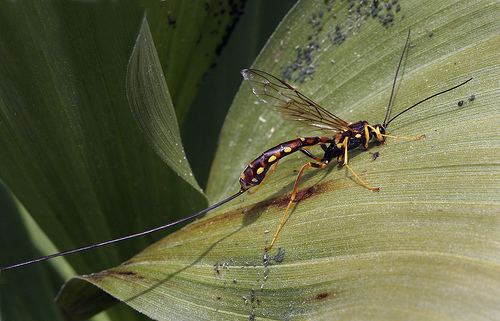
[294,185,317,202]
[126,178,349,261]
[88,269,144,280]
[315,292,329,300]
[271,182,328,209]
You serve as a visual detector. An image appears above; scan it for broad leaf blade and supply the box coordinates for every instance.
[60,1,500,320]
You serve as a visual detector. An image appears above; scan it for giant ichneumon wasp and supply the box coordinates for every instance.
[1,31,472,271]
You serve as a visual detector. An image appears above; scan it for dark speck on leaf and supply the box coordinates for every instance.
[250,288,256,303]
[167,14,176,28]
[316,292,329,300]
[371,0,379,17]
[273,247,286,263]
[329,24,346,45]
[282,0,402,82]
[458,100,464,107]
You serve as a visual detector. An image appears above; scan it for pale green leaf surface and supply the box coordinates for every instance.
[59,1,499,320]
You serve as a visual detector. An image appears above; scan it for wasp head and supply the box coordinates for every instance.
[371,124,386,142]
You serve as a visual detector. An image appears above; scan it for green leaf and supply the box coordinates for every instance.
[126,16,201,192]
[0,0,204,272]
[182,0,298,186]
[0,181,68,321]
[60,0,500,320]
[143,0,246,123]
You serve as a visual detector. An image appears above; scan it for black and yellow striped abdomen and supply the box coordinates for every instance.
[239,137,331,191]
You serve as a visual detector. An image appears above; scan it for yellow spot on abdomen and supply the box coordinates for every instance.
[268,155,277,163]
[256,167,265,175]
[336,143,343,149]
[299,137,305,141]
[284,147,292,153]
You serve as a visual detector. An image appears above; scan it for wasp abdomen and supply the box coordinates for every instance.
[239,137,329,190]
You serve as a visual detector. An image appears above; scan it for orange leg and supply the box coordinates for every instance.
[248,161,279,195]
[345,164,379,192]
[341,136,379,192]
[367,125,425,142]
[265,161,327,251]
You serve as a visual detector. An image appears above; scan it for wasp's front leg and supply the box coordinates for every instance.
[340,136,379,192]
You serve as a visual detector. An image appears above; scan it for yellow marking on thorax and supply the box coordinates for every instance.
[268,155,277,163]
[334,132,343,144]
[299,137,305,141]
[364,125,370,148]
[284,147,292,153]
[336,143,343,149]
[256,167,265,175]
[368,125,383,141]
[355,133,362,138]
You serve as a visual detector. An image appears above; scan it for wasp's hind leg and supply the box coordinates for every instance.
[265,161,327,251]
[344,164,380,192]
[300,148,325,162]
[340,136,380,192]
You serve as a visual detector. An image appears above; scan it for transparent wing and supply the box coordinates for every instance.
[241,69,349,131]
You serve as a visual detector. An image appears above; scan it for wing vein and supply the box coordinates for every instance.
[241,69,349,132]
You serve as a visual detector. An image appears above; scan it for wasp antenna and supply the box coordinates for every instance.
[383,28,411,126]
[0,190,245,272]
[385,77,473,127]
